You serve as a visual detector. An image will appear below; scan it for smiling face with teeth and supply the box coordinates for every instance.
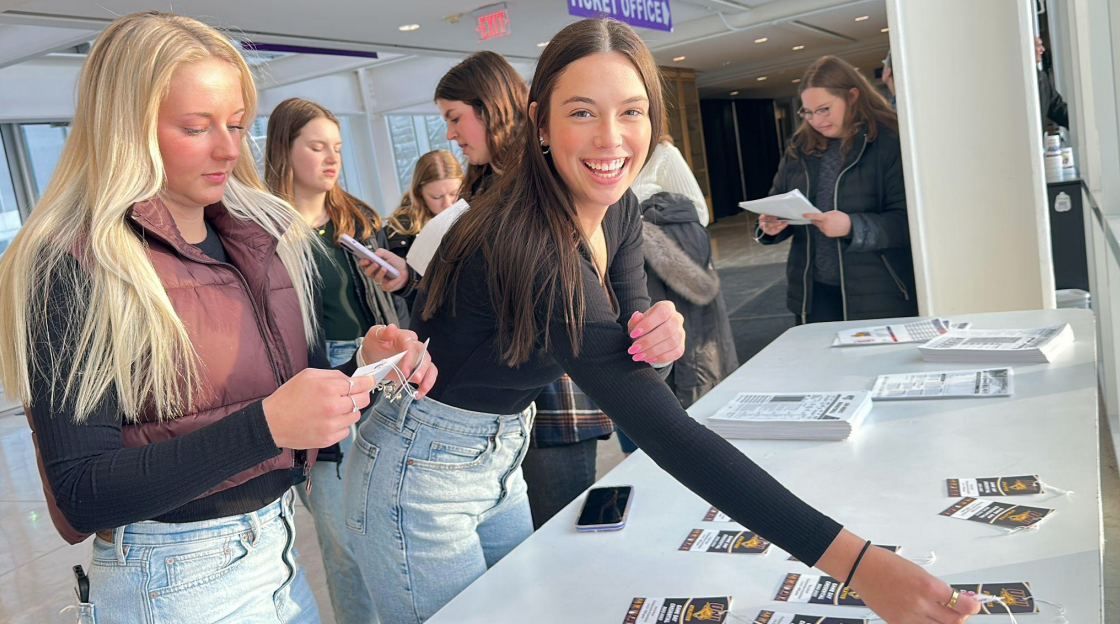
[538,51,652,218]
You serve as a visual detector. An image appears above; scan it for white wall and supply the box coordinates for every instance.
[889,0,1056,315]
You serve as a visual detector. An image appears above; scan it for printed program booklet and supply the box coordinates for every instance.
[870,368,1013,400]
[832,318,967,347]
[951,582,1038,614]
[774,574,865,606]
[622,597,732,623]
[919,324,1074,364]
[702,506,732,522]
[739,189,819,225]
[706,392,872,441]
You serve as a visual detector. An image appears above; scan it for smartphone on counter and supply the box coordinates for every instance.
[575,485,633,531]
[338,233,400,280]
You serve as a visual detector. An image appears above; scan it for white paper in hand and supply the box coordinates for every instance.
[406,199,470,275]
[739,190,820,225]
[352,351,406,384]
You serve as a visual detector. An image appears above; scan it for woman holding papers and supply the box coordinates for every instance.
[264,97,411,623]
[345,18,979,624]
[0,12,433,622]
[384,150,464,261]
[757,56,917,325]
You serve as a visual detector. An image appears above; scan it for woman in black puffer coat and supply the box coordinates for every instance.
[758,55,917,324]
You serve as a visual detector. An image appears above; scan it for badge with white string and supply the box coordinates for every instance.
[947,476,1041,497]
[774,574,865,606]
[939,497,1055,531]
[678,529,770,554]
[352,350,407,384]
[621,596,732,623]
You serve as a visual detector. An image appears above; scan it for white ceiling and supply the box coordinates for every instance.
[0,0,889,99]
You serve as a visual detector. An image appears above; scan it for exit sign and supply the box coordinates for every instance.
[477,9,511,41]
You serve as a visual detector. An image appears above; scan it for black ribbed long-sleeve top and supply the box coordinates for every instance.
[411,191,844,565]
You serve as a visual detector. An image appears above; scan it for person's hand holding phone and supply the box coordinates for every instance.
[360,250,409,293]
[758,215,790,236]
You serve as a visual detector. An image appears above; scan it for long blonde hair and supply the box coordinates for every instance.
[387,150,464,237]
[0,11,319,422]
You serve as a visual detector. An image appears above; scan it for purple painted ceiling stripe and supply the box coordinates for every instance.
[240,41,379,59]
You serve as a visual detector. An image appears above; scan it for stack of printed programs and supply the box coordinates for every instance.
[918,324,1074,364]
[706,392,872,441]
[832,318,966,347]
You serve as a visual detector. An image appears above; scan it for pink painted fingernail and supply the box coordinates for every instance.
[632,353,646,362]
[630,328,644,338]
[628,344,641,355]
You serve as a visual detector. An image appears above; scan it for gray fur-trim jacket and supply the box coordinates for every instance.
[642,193,738,408]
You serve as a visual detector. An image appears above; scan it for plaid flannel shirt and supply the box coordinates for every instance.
[531,374,614,448]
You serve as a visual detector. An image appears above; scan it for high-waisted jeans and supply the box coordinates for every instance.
[74,490,318,624]
[343,390,535,624]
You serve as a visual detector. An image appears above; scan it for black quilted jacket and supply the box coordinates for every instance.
[758,123,918,322]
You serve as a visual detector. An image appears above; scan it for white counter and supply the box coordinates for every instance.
[427,309,1101,624]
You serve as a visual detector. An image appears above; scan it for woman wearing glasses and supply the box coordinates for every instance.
[757,55,917,324]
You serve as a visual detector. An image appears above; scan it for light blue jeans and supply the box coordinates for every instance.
[76,490,318,624]
[296,338,377,624]
[344,390,535,624]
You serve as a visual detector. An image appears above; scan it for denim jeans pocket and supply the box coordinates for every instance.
[409,434,494,471]
[155,533,252,595]
[344,426,381,534]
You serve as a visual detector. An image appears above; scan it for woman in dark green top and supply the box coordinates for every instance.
[264,97,398,624]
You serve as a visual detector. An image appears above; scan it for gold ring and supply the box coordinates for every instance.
[946,588,960,609]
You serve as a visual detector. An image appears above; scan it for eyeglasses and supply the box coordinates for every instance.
[798,99,839,120]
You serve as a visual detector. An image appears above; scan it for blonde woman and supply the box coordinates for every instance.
[0,11,433,623]
[384,149,464,260]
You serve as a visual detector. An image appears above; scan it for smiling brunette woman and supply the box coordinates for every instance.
[345,18,982,624]
[0,11,432,623]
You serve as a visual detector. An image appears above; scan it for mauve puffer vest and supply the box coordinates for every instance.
[31,199,313,543]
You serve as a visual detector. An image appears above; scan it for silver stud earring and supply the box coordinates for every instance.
[539,136,551,155]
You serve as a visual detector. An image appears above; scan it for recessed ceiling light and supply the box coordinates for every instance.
[673,55,686,62]
[756,76,767,81]
[792,78,801,83]
[721,61,731,66]
[881,27,889,33]
[854,67,861,71]
[855,15,870,21]
[754,37,768,44]
[399,23,420,31]
[792,45,805,51]
[537,41,549,47]
[730,91,740,96]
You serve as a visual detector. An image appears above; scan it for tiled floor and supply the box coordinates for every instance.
[1,213,1117,623]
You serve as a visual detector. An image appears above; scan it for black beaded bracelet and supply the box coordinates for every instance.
[844,540,873,588]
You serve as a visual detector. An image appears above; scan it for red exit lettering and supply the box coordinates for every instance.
[477,9,512,41]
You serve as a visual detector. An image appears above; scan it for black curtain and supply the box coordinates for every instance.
[700,99,783,222]
[700,100,741,223]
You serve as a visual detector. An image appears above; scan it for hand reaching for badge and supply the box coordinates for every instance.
[360,250,409,293]
[627,300,685,365]
[360,323,438,399]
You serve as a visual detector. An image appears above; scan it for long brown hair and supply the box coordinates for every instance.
[387,150,464,237]
[434,51,528,200]
[788,55,897,158]
[265,97,379,243]
[422,19,663,366]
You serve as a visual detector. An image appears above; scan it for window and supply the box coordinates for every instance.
[0,138,21,256]
[20,123,71,200]
[386,114,463,192]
